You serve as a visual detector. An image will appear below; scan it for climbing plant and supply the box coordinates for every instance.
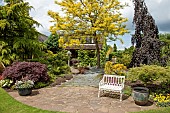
[129,0,164,67]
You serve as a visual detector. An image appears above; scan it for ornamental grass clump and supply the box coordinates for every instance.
[15,80,34,89]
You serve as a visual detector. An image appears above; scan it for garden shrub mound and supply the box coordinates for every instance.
[127,65,170,84]
[2,62,49,83]
[127,65,170,95]
[104,61,127,75]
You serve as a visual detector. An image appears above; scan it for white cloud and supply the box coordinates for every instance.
[0,0,4,5]
[26,0,170,35]
[26,0,61,36]
[156,0,162,3]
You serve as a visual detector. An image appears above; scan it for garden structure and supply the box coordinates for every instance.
[65,38,103,58]
[38,34,48,42]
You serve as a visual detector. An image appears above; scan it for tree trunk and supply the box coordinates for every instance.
[94,38,100,68]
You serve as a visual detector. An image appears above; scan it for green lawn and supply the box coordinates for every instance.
[0,88,65,113]
[132,107,170,113]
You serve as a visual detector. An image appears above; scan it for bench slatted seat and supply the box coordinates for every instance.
[98,74,125,101]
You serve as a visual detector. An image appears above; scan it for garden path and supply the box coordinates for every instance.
[62,67,104,87]
[8,86,157,113]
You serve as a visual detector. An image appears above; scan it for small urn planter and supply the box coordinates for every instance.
[17,88,32,96]
[15,80,34,96]
[132,87,149,106]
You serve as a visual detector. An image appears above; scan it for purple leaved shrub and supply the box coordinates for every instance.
[2,62,49,83]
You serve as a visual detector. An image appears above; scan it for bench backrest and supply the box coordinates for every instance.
[103,74,125,86]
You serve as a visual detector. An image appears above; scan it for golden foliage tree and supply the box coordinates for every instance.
[48,0,128,68]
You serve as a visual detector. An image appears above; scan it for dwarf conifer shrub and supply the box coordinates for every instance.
[2,62,49,83]
[127,65,170,84]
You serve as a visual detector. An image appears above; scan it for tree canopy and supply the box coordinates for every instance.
[48,0,128,68]
[129,0,163,67]
[0,0,45,65]
[160,33,170,60]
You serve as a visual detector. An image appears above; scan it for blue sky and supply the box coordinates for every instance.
[1,0,170,49]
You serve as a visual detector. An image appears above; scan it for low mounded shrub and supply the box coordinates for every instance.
[104,61,113,74]
[2,62,49,83]
[0,79,13,88]
[31,50,70,75]
[127,65,170,84]
[117,54,132,67]
[104,61,127,75]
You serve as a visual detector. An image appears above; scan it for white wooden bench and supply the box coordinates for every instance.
[98,74,125,101]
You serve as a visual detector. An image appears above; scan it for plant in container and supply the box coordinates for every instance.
[132,87,149,106]
[15,80,34,96]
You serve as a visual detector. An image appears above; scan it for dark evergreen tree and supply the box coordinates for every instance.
[129,0,164,67]
[45,34,62,53]
[113,43,117,52]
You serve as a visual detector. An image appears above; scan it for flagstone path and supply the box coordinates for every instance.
[8,68,157,113]
[8,87,157,113]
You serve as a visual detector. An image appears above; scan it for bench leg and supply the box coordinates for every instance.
[120,91,122,101]
[98,90,100,97]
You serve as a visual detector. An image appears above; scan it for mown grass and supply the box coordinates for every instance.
[0,88,65,113]
[131,107,170,113]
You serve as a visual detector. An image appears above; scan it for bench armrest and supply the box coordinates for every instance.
[99,78,104,86]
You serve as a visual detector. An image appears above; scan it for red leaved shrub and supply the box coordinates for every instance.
[2,62,49,83]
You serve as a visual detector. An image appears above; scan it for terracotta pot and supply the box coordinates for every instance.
[18,88,32,96]
[132,87,149,106]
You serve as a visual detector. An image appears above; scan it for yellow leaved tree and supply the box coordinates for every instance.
[48,0,128,68]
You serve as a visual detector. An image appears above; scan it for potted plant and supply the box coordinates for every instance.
[15,80,34,96]
[132,87,149,106]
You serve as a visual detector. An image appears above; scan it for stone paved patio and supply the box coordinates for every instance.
[8,86,157,113]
